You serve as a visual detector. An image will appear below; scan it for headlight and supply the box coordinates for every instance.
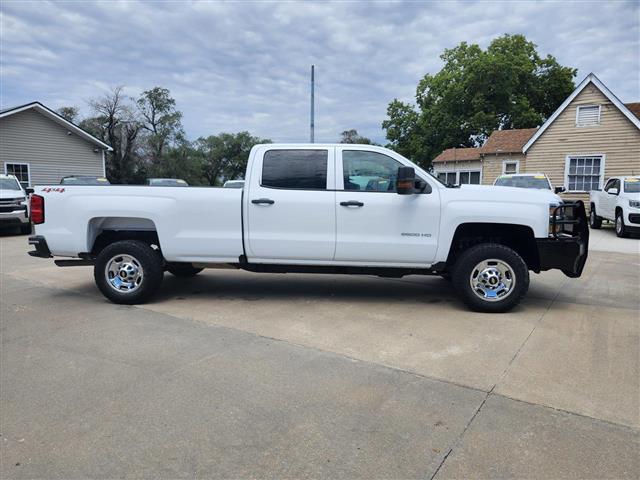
[630,200,640,208]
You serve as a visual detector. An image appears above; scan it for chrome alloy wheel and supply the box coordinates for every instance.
[616,215,623,234]
[469,259,516,302]
[105,254,144,293]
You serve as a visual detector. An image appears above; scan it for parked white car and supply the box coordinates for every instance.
[27,144,589,313]
[589,176,640,237]
[0,174,31,234]
[494,173,565,194]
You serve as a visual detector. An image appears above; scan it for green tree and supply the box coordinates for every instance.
[150,136,204,185]
[196,132,271,186]
[339,129,375,144]
[137,87,183,166]
[57,106,79,123]
[382,34,576,168]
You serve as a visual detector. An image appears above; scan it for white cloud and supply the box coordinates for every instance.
[1,0,638,144]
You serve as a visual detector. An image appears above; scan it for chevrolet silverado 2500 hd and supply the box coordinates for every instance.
[27,144,589,312]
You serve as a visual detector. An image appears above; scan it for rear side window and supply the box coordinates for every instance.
[262,150,328,190]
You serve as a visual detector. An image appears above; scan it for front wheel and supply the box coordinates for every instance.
[615,210,629,238]
[94,240,164,304]
[452,244,529,313]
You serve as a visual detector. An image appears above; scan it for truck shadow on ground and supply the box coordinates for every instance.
[150,271,471,311]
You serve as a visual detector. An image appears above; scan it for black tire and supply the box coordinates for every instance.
[452,243,529,313]
[94,240,164,304]
[19,223,32,235]
[167,263,203,277]
[615,210,629,238]
[589,205,602,229]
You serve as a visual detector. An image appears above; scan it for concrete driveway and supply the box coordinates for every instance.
[1,228,638,479]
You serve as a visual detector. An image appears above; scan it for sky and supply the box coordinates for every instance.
[1,0,639,144]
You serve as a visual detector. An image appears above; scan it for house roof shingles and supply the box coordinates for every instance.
[625,102,640,120]
[433,127,538,163]
[432,147,481,163]
[481,127,538,154]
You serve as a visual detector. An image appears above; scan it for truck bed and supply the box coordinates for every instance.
[34,186,244,262]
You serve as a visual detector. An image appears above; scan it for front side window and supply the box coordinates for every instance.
[4,163,29,189]
[262,150,328,190]
[604,178,620,193]
[566,156,602,191]
[342,150,402,192]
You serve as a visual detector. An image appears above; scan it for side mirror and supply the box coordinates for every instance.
[396,167,416,195]
[608,187,619,195]
[25,188,34,195]
[554,186,566,194]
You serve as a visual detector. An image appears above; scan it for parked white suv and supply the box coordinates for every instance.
[0,174,31,234]
[589,176,640,237]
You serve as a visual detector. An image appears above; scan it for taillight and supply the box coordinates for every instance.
[30,194,45,224]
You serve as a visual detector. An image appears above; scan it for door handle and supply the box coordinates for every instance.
[340,200,364,207]
[251,198,275,205]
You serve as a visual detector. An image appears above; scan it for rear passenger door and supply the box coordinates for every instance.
[246,147,336,261]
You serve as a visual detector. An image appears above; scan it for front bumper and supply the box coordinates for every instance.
[0,209,29,225]
[537,200,589,278]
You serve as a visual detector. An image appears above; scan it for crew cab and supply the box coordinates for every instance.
[589,176,640,237]
[27,144,589,313]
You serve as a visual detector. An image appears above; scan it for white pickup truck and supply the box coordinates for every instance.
[28,144,589,313]
[589,176,640,237]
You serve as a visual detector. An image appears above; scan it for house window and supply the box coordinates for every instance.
[565,155,604,192]
[436,170,481,185]
[576,105,601,127]
[502,160,519,175]
[459,171,481,184]
[437,172,457,185]
[4,163,30,189]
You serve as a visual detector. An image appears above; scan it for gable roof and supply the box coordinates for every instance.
[0,101,113,151]
[433,147,481,163]
[482,128,538,154]
[523,73,640,152]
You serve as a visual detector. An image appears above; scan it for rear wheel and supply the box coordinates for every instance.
[452,243,529,313]
[94,240,164,304]
[589,205,602,229]
[19,223,32,235]
[167,263,203,277]
[615,210,629,238]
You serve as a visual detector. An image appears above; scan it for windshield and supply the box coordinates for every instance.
[0,178,22,190]
[494,175,550,190]
[61,177,110,185]
[624,178,640,193]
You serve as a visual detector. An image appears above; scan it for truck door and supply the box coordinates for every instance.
[245,147,336,261]
[602,178,620,220]
[334,147,440,265]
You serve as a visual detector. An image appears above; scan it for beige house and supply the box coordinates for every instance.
[523,73,640,204]
[432,73,640,204]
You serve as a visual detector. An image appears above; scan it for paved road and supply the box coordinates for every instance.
[1,229,638,479]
